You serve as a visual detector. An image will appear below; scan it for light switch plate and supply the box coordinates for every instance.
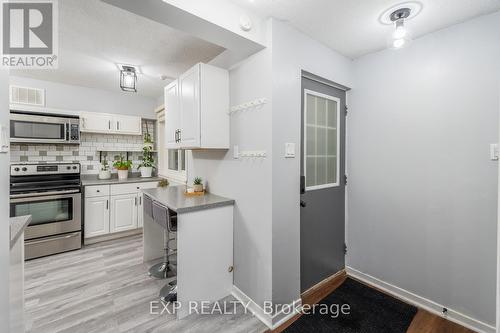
[233,145,239,159]
[490,143,499,161]
[0,125,9,153]
[285,143,295,158]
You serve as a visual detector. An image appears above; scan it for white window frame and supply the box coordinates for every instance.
[156,107,187,184]
[303,89,341,191]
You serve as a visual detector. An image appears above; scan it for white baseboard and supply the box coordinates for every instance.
[231,285,302,329]
[346,266,495,333]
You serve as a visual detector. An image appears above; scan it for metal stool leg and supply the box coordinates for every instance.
[160,281,177,303]
[148,230,175,279]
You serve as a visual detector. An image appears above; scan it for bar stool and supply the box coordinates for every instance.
[160,207,177,303]
[148,202,177,280]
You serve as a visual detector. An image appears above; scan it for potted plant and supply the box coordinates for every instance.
[143,132,153,150]
[139,146,155,178]
[113,154,132,180]
[193,177,204,192]
[98,157,111,180]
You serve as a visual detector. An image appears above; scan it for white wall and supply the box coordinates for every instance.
[188,42,273,306]
[348,11,500,327]
[270,19,353,311]
[9,76,157,118]
[0,69,11,330]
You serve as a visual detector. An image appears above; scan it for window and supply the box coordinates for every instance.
[157,107,188,183]
[304,90,340,190]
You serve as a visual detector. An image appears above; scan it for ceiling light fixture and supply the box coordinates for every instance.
[120,66,137,92]
[389,7,412,49]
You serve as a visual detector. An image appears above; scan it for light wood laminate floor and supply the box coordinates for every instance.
[25,235,267,333]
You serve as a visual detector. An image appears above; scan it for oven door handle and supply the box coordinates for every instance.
[10,189,80,200]
[25,232,80,245]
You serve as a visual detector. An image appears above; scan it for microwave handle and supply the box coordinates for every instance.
[65,122,69,141]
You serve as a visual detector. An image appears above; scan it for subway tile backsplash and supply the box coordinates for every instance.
[10,121,156,175]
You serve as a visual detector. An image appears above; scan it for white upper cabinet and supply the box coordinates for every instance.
[165,80,180,149]
[114,115,142,135]
[80,112,142,136]
[179,66,201,148]
[164,63,229,150]
[80,113,114,133]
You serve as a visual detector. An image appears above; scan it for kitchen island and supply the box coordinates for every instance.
[142,186,234,319]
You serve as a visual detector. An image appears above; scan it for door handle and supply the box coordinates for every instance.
[106,199,109,210]
[178,130,181,142]
[135,197,137,206]
[117,121,120,130]
[300,200,307,208]
[139,196,142,205]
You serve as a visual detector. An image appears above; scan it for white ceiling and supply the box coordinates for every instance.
[231,0,500,59]
[11,0,226,98]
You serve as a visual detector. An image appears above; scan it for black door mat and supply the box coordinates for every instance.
[285,278,418,333]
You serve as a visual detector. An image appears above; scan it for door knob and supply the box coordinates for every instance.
[300,200,306,208]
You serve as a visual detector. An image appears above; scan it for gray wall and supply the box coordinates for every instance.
[347,11,500,325]
[0,69,10,329]
[9,76,157,118]
[189,44,274,307]
[270,19,353,309]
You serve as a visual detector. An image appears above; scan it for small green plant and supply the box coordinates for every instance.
[159,178,169,187]
[139,146,155,169]
[113,154,132,170]
[193,177,203,185]
[143,132,153,144]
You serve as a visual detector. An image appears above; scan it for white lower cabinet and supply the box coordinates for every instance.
[110,194,138,233]
[84,196,110,238]
[84,182,158,241]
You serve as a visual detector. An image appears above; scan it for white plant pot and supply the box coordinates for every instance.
[98,170,111,180]
[140,167,153,178]
[117,169,129,180]
[193,184,204,192]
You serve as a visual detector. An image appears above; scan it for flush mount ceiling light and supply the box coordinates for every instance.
[380,1,422,49]
[389,7,412,49]
[119,65,138,92]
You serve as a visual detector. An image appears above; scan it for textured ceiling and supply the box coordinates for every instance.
[11,0,226,98]
[231,0,500,59]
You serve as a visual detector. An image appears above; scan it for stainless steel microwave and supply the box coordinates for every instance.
[10,111,80,144]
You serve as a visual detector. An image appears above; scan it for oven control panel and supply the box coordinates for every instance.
[11,163,80,176]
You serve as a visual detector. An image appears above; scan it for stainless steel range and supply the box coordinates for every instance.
[10,163,82,260]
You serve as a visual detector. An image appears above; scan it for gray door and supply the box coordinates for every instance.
[300,75,346,292]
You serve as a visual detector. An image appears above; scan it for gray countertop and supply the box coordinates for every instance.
[143,186,234,213]
[81,174,163,186]
[10,215,31,249]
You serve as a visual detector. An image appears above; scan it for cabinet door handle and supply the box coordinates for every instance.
[135,197,137,206]
[117,121,120,130]
[140,196,142,205]
[108,121,111,130]
[106,199,109,210]
[178,130,181,142]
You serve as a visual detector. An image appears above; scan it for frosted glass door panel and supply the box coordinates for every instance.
[304,91,340,190]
